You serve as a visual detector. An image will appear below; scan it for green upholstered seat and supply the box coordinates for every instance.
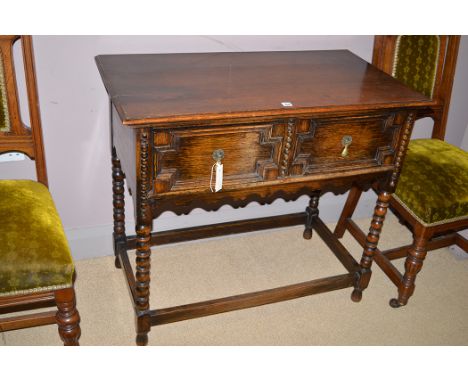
[394,139,468,226]
[392,35,440,98]
[0,180,74,296]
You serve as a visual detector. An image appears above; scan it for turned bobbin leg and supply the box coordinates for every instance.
[303,191,321,240]
[351,190,391,302]
[390,231,430,308]
[134,130,152,346]
[112,147,126,269]
[135,223,152,345]
[55,287,81,346]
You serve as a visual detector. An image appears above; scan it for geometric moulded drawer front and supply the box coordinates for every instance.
[153,121,286,193]
[152,113,402,194]
[289,113,400,176]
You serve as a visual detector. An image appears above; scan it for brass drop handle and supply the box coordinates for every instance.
[341,135,352,157]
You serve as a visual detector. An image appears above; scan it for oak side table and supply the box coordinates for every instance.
[96,50,432,345]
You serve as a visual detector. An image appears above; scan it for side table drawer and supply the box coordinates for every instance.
[289,114,399,176]
[151,113,403,194]
[153,122,287,193]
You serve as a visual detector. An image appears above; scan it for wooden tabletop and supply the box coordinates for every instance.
[96,50,432,126]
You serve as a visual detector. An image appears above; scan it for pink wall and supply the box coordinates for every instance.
[1,36,467,241]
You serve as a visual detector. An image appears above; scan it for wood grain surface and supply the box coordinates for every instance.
[96,50,432,126]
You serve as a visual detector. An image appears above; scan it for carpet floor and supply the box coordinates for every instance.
[2,213,468,346]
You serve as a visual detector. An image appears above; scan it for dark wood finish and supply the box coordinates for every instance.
[0,290,55,314]
[126,212,307,248]
[0,36,23,134]
[134,130,153,346]
[455,233,468,252]
[372,36,460,140]
[303,190,320,240]
[97,49,433,344]
[150,171,391,219]
[339,218,403,287]
[96,50,431,126]
[311,218,360,273]
[352,112,415,301]
[390,225,433,308]
[334,186,362,238]
[382,233,462,261]
[0,36,80,345]
[387,192,468,307]
[0,35,47,185]
[112,147,126,269]
[151,273,355,326]
[334,36,466,308]
[21,36,48,185]
[389,226,431,308]
[0,311,56,331]
[153,122,283,193]
[55,288,80,346]
[112,106,137,198]
[115,242,137,305]
[336,215,468,288]
[291,114,400,175]
[351,190,392,302]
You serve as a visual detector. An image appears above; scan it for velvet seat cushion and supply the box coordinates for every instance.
[394,139,468,226]
[0,180,74,296]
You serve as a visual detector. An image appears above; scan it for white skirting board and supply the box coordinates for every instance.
[65,190,378,261]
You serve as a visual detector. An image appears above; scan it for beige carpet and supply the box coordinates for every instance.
[2,213,468,346]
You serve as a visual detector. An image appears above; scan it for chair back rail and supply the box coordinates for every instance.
[372,35,460,141]
[0,35,47,186]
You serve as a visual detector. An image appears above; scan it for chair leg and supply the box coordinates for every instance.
[390,233,430,308]
[455,233,468,252]
[55,287,81,346]
[303,190,320,240]
[334,186,362,238]
[112,147,126,269]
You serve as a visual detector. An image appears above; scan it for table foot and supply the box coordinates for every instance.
[389,298,404,308]
[136,333,149,346]
[351,288,362,302]
[114,256,122,269]
[136,314,151,346]
[303,228,313,240]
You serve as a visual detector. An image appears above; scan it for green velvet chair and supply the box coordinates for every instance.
[0,35,80,344]
[334,35,468,307]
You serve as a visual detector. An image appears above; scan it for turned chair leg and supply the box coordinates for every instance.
[303,190,321,240]
[334,186,362,238]
[390,232,430,308]
[112,147,127,269]
[55,287,81,346]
